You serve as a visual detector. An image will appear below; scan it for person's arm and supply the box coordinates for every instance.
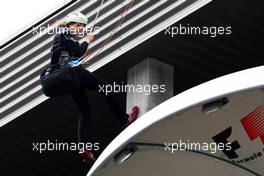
[61,33,89,57]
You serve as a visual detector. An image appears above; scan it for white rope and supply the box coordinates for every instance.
[79,0,134,65]
[91,0,105,31]
[78,0,105,61]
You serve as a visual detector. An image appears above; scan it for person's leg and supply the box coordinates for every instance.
[70,88,97,163]
[69,88,90,143]
[75,68,129,127]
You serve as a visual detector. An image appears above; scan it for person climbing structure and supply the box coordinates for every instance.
[40,10,139,164]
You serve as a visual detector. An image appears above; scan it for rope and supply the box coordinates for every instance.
[92,0,104,30]
[78,0,105,61]
[79,0,134,65]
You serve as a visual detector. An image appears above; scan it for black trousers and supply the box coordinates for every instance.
[69,66,129,143]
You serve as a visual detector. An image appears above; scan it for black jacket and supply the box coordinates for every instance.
[50,28,89,67]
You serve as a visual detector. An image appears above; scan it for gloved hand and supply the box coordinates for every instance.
[67,60,80,68]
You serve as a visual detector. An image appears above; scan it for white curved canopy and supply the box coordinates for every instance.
[87,66,264,176]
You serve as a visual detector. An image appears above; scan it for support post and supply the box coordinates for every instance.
[126,58,174,117]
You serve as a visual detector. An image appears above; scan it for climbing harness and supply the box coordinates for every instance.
[40,64,81,97]
[40,51,81,97]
